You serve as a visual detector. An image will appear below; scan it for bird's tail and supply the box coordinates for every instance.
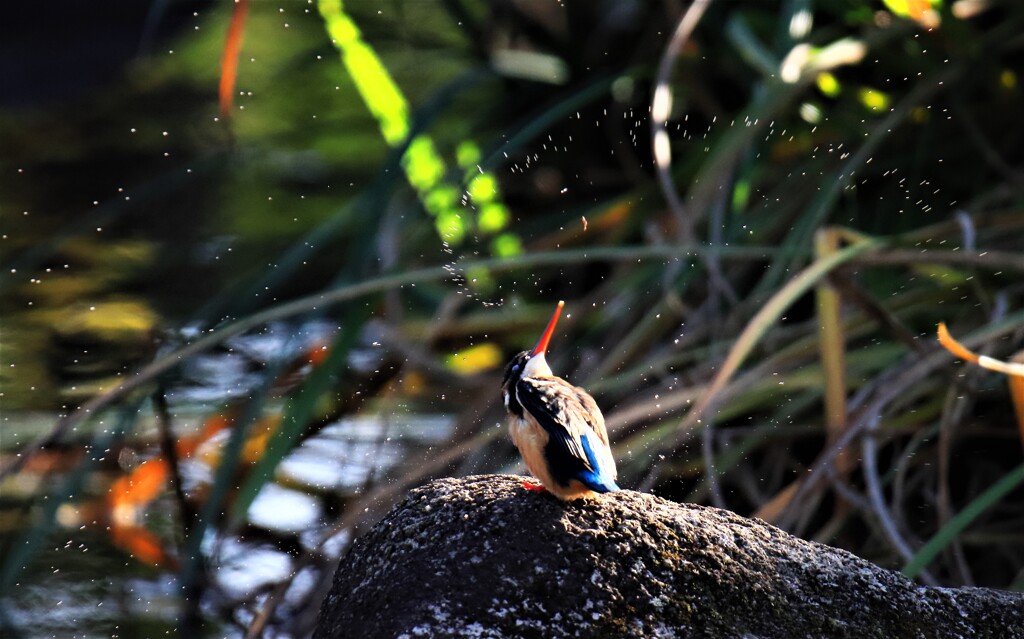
[577,471,620,494]
[578,433,620,493]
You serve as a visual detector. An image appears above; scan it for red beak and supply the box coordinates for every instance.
[531,301,565,357]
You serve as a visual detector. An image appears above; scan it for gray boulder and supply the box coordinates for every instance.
[314,474,1024,638]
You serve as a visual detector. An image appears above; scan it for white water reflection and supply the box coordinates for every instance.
[279,415,454,491]
[214,539,293,602]
[248,484,321,534]
[173,320,336,403]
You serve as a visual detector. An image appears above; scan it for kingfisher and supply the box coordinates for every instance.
[502,301,620,499]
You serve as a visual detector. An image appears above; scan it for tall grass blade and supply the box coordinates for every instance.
[902,461,1024,580]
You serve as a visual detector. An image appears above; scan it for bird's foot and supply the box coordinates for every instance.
[520,480,547,493]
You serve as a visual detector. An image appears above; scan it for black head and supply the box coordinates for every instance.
[501,301,565,418]
[501,350,531,417]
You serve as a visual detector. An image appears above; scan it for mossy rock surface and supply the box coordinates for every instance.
[314,474,1024,639]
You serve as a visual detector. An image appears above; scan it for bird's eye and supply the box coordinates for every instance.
[511,364,520,373]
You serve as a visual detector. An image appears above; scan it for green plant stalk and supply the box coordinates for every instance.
[317,0,515,248]
[586,269,696,382]
[0,242,783,482]
[594,279,937,398]
[616,340,903,464]
[902,461,1024,580]
[212,68,490,323]
[665,235,883,451]
[815,229,849,452]
[12,238,1020,484]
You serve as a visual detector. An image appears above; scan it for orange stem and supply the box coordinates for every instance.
[937,322,980,364]
[219,0,250,119]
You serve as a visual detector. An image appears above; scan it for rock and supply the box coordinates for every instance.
[314,474,1024,639]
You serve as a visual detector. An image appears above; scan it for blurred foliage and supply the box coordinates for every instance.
[2,0,1024,636]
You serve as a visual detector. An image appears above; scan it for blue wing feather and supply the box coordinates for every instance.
[577,431,620,493]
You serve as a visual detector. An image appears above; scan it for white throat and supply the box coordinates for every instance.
[522,353,553,378]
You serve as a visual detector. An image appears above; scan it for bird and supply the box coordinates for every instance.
[501,300,619,499]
